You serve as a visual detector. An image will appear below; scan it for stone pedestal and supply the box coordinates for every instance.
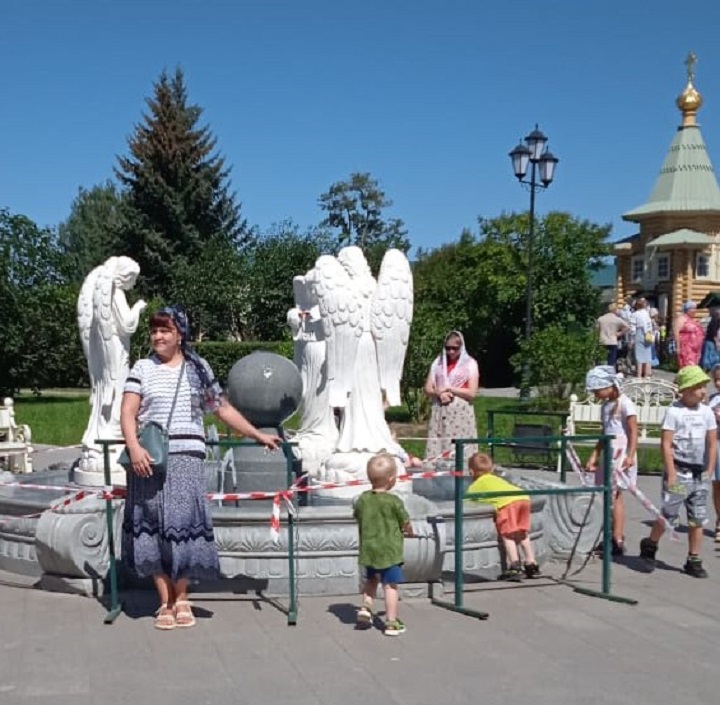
[74,448,126,487]
[35,493,124,597]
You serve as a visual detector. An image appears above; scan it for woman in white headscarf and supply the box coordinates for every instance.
[423,331,480,465]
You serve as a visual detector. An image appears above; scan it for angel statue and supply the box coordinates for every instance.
[76,256,146,486]
[287,277,339,476]
[301,246,413,493]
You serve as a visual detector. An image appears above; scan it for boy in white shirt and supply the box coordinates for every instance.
[639,365,717,577]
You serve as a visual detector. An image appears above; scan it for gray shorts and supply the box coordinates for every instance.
[661,471,709,528]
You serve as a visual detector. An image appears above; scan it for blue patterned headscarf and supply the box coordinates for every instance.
[157,305,223,405]
[585,365,622,391]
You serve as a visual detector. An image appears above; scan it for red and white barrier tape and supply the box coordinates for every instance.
[614,466,679,540]
[564,440,680,541]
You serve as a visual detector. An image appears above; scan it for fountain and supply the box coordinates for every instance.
[0,251,601,596]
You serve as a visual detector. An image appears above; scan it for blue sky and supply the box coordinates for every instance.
[3,0,720,255]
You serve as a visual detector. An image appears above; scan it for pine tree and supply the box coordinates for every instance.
[115,67,248,297]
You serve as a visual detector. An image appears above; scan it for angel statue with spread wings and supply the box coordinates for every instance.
[76,256,146,483]
[298,246,413,486]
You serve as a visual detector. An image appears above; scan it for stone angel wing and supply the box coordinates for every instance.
[92,258,119,407]
[77,264,105,407]
[306,255,363,408]
[371,249,414,407]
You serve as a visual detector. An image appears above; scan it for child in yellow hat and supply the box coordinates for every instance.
[639,365,717,577]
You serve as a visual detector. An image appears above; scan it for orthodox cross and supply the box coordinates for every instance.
[685,52,698,83]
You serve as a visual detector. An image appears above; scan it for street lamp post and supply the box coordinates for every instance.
[508,126,559,402]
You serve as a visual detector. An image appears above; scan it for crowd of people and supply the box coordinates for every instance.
[595,296,720,376]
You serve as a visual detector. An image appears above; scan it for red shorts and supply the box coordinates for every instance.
[495,500,530,538]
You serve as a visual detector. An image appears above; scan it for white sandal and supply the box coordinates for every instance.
[154,604,176,631]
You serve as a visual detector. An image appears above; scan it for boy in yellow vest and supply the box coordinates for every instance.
[466,452,539,581]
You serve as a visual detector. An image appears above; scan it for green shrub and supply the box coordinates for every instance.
[511,325,602,405]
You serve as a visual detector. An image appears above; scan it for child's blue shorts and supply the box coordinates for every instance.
[365,564,404,585]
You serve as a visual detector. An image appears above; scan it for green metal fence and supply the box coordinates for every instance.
[430,433,637,621]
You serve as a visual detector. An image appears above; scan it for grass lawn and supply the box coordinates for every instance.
[15,390,90,446]
[11,389,665,474]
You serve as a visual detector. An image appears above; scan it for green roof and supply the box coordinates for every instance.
[645,228,715,248]
[623,125,720,220]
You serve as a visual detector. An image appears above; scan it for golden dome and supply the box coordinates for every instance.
[677,82,703,113]
[677,52,702,126]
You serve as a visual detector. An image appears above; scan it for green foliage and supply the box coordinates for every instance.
[169,239,249,341]
[510,325,603,405]
[194,340,294,385]
[400,305,451,422]
[408,212,611,388]
[0,209,86,394]
[243,220,338,340]
[57,181,125,282]
[318,172,410,274]
[115,67,250,300]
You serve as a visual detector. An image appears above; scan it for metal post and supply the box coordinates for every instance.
[601,435,612,595]
[487,411,495,461]
[102,442,122,624]
[520,159,537,402]
[429,438,489,620]
[285,442,298,625]
[453,440,465,609]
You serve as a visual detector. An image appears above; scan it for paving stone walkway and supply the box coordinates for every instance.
[2,470,720,705]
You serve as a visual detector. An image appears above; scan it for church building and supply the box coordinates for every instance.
[614,54,720,322]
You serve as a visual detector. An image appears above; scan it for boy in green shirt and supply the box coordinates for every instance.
[353,453,414,636]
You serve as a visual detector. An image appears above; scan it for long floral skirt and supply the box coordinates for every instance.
[122,454,219,582]
[424,397,478,467]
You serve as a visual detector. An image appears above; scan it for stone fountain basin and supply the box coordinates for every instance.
[0,467,601,597]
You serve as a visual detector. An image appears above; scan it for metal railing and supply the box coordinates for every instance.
[430,433,637,621]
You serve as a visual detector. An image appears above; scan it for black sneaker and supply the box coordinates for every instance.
[639,538,657,572]
[498,562,523,582]
[524,563,541,579]
[683,558,708,578]
[611,539,625,557]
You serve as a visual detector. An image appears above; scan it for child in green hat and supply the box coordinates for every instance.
[639,365,717,577]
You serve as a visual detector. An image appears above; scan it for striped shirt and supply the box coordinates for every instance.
[124,355,221,456]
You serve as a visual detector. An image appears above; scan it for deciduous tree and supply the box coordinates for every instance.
[243,220,338,340]
[318,172,409,274]
[57,181,124,282]
[0,209,83,394]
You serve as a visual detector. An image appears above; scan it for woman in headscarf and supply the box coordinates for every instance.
[423,331,480,465]
[674,300,704,369]
[120,306,280,631]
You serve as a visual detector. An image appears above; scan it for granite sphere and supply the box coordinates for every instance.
[226,352,302,427]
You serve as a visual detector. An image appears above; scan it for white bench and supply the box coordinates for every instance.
[565,377,678,448]
[0,398,33,473]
